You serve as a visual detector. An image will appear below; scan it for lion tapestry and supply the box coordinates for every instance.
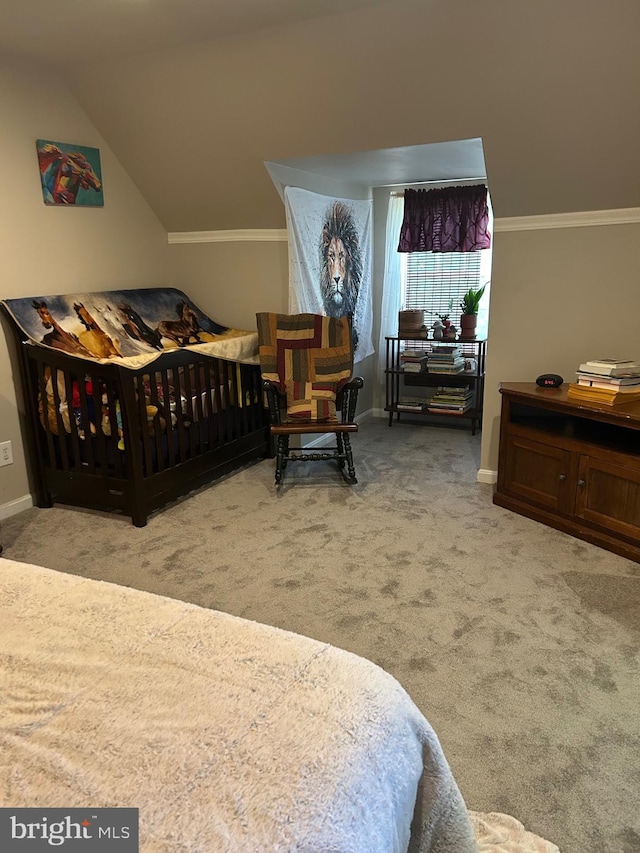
[284,187,373,363]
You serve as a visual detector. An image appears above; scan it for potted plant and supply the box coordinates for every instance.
[459,284,487,339]
[436,298,454,330]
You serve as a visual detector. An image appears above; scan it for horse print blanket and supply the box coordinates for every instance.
[2,287,259,369]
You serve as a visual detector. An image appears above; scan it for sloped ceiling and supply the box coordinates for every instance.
[0,0,398,67]
[3,0,639,231]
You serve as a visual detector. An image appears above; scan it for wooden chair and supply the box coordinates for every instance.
[256,312,364,486]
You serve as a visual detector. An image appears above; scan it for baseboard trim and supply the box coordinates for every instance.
[0,494,33,520]
[477,468,497,484]
[303,408,374,448]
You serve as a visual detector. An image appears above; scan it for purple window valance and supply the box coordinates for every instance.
[397,184,491,253]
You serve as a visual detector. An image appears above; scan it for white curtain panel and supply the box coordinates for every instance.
[377,193,405,382]
[285,186,373,363]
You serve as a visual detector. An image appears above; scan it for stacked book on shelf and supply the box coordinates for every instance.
[395,398,428,412]
[399,349,429,373]
[567,358,640,406]
[427,386,473,414]
[426,345,465,375]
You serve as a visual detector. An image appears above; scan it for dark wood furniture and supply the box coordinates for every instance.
[263,378,364,485]
[494,382,640,563]
[385,336,486,434]
[2,306,270,527]
[257,312,363,487]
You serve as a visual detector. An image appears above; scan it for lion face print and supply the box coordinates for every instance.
[324,236,348,310]
[320,201,362,321]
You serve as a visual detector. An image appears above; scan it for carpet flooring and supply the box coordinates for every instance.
[2,416,639,853]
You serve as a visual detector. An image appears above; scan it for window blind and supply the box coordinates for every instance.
[404,251,482,322]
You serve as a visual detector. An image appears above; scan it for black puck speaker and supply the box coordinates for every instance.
[536,373,564,388]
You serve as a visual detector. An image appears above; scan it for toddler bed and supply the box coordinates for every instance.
[1,288,270,526]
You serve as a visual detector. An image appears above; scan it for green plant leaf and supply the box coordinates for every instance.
[459,284,487,315]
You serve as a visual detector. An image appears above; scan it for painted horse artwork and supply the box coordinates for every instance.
[156,300,203,348]
[31,300,94,357]
[118,303,164,351]
[36,140,104,206]
[73,302,122,359]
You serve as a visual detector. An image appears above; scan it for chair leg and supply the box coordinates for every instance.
[336,432,345,469]
[342,433,357,484]
[274,435,288,485]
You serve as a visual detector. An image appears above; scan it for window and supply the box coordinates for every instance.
[397,183,493,340]
[401,247,492,338]
[403,251,480,318]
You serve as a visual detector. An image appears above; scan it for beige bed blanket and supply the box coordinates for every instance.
[0,558,476,852]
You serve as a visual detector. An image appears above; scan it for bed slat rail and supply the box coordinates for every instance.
[12,339,268,525]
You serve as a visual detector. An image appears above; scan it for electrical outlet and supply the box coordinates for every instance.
[0,440,13,467]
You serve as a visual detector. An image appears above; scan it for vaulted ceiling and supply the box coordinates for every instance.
[0,0,398,67]
[3,0,639,231]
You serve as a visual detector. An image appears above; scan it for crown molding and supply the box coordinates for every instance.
[167,208,640,243]
[168,229,288,244]
[494,207,640,232]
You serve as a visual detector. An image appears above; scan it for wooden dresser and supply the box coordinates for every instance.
[494,382,640,563]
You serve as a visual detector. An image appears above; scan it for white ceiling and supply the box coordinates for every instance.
[266,139,488,204]
[0,0,398,67]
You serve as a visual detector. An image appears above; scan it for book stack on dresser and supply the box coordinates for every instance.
[567,358,640,406]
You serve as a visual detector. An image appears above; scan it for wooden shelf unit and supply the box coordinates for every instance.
[384,336,486,435]
[494,382,640,563]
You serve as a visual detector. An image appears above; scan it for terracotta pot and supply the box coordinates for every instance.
[459,314,477,338]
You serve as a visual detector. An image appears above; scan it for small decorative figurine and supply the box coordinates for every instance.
[432,319,444,340]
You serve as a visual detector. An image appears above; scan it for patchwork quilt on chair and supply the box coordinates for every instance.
[256,313,353,422]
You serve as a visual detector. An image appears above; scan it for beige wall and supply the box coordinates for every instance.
[0,51,170,515]
[482,220,640,475]
[168,240,289,330]
[168,214,640,480]
[2,38,639,513]
[167,238,377,413]
[370,184,640,476]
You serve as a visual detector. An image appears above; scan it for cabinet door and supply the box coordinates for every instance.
[503,434,573,512]
[576,456,640,540]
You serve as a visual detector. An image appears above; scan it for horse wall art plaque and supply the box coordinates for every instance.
[36,139,104,207]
